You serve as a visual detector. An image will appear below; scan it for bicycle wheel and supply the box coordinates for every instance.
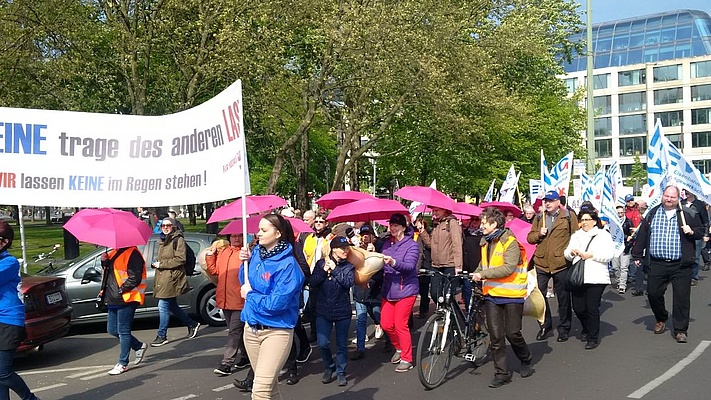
[469,309,491,364]
[417,312,454,390]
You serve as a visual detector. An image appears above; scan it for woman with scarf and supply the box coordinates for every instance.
[0,221,40,400]
[472,207,533,388]
[564,209,613,350]
[239,214,304,400]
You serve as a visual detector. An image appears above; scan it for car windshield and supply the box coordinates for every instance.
[35,245,146,275]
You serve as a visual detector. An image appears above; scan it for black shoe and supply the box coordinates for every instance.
[151,336,169,347]
[286,372,300,385]
[338,374,347,386]
[233,378,253,392]
[488,373,512,388]
[234,357,250,370]
[557,333,569,342]
[187,322,201,339]
[520,362,533,378]
[585,341,599,350]
[350,350,365,361]
[580,333,588,342]
[536,328,551,341]
[322,369,336,384]
[296,346,312,363]
[213,364,232,376]
[631,290,644,297]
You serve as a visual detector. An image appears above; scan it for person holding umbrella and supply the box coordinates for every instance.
[0,221,41,400]
[100,244,148,375]
[152,218,201,347]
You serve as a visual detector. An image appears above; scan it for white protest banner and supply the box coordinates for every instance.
[498,165,518,203]
[646,119,670,211]
[546,151,574,196]
[0,81,249,207]
[601,162,625,257]
[484,179,496,202]
[540,149,550,192]
[529,179,543,201]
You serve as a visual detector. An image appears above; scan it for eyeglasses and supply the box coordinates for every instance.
[161,224,173,228]
[314,220,325,223]
[580,218,593,222]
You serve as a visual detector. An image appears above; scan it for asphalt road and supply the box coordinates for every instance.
[14,275,711,400]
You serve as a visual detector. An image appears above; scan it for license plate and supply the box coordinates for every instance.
[46,292,62,305]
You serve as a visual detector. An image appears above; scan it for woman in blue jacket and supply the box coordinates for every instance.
[310,236,354,387]
[0,221,40,400]
[239,214,304,400]
[380,213,420,373]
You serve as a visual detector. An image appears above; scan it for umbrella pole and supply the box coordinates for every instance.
[241,195,249,286]
[18,204,28,274]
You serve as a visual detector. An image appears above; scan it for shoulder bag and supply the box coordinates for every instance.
[566,235,597,290]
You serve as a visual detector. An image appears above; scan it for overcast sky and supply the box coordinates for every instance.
[574,0,711,24]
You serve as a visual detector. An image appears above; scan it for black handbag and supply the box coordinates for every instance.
[566,235,597,290]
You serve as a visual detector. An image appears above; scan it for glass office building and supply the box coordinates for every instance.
[561,9,711,179]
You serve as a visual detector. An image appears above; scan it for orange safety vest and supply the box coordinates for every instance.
[480,235,528,298]
[109,247,147,305]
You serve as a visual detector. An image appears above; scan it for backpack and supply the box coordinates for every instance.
[173,240,197,276]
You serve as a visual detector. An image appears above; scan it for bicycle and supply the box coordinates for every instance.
[416,269,490,390]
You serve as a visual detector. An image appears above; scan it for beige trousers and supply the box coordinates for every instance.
[243,326,293,400]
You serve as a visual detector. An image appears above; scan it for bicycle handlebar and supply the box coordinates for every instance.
[418,268,473,280]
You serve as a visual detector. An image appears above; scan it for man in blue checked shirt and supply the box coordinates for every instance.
[632,185,705,344]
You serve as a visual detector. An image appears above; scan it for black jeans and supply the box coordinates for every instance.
[536,268,572,334]
[418,274,431,315]
[570,284,607,342]
[484,301,531,377]
[647,259,691,334]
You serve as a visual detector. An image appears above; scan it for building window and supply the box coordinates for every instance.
[691,108,711,125]
[564,78,577,94]
[595,139,612,158]
[594,96,612,115]
[654,110,683,127]
[692,60,711,78]
[666,133,682,149]
[619,92,646,112]
[654,88,683,105]
[691,84,711,102]
[594,117,612,137]
[619,69,646,86]
[693,159,711,174]
[619,114,647,134]
[653,64,681,82]
[692,131,711,148]
[594,74,609,90]
[619,136,647,156]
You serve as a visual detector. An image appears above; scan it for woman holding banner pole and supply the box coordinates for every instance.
[239,214,304,400]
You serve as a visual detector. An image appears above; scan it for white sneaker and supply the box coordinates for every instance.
[351,335,369,344]
[375,325,383,339]
[134,343,147,366]
[108,363,128,375]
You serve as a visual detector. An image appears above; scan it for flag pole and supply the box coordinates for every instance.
[18,205,28,274]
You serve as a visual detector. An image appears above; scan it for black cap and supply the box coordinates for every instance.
[359,225,374,235]
[330,236,352,249]
[389,213,407,227]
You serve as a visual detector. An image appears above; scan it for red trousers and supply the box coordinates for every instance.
[381,296,416,362]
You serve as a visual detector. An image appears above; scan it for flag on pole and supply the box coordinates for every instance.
[529,179,544,201]
[484,179,496,203]
[409,179,437,219]
[591,166,605,210]
[646,119,670,211]
[499,165,518,203]
[600,161,626,257]
[547,151,575,196]
[541,149,550,192]
[581,172,593,202]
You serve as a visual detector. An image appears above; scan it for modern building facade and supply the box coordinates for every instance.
[561,9,711,180]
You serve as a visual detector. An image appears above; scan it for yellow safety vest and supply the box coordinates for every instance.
[480,235,528,298]
[109,247,147,305]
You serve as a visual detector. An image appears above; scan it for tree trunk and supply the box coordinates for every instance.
[44,206,51,226]
[187,204,196,226]
[205,202,218,234]
[295,130,309,211]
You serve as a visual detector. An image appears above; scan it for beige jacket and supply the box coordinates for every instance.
[419,215,463,270]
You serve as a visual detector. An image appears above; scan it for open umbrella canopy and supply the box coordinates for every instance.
[64,208,153,248]
[506,218,536,261]
[315,191,374,209]
[220,216,313,235]
[480,201,522,218]
[394,186,455,211]
[453,202,482,218]
[327,198,409,223]
[208,195,287,223]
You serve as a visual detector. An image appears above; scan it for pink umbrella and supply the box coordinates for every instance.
[316,191,374,209]
[453,202,482,217]
[327,198,409,223]
[480,201,522,218]
[208,195,287,223]
[220,216,313,235]
[64,208,153,248]
[506,218,536,262]
[395,186,455,211]
[284,217,314,233]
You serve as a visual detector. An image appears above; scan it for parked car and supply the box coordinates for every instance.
[19,275,72,352]
[37,233,225,326]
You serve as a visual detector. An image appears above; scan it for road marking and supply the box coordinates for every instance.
[628,340,711,398]
[66,367,110,378]
[213,384,234,392]
[32,383,67,392]
[20,365,114,376]
[170,395,198,400]
[81,371,111,380]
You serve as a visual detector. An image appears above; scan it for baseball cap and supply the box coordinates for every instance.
[388,213,407,227]
[624,194,635,202]
[359,225,374,235]
[330,236,352,249]
[543,190,560,201]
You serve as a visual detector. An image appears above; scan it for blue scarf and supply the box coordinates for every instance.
[259,240,289,260]
[484,228,505,243]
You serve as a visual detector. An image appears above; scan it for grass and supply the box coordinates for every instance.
[7,218,215,274]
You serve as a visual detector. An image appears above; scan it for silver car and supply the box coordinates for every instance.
[38,233,226,326]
